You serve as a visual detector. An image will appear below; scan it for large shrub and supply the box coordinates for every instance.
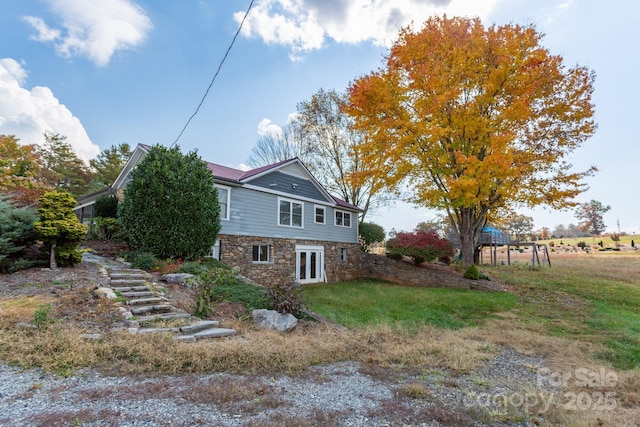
[118,145,221,260]
[386,230,454,265]
[0,194,38,271]
[95,194,119,218]
[33,191,87,268]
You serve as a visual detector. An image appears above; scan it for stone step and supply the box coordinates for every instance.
[111,279,147,286]
[120,291,156,298]
[112,286,152,293]
[126,297,167,306]
[135,327,180,335]
[136,313,192,324]
[193,328,237,340]
[105,267,149,275]
[180,320,220,334]
[110,273,150,280]
[130,304,173,315]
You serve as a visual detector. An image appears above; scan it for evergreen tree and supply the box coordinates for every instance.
[118,145,221,260]
[90,143,133,186]
[0,195,38,269]
[38,132,94,197]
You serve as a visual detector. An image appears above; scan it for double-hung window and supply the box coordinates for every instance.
[314,205,326,224]
[279,198,303,228]
[216,185,230,220]
[335,210,352,227]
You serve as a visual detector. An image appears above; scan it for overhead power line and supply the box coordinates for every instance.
[170,0,255,147]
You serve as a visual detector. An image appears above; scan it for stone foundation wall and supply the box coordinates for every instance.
[218,234,362,286]
[361,253,472,289]
[218,234,471,289]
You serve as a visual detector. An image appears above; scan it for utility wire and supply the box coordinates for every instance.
[170,0,255,147]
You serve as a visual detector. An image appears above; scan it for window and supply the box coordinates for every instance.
[207,240,221,260]
[338,247,347,262]
[252,245,271,263]
[335,210,352,227]
[217,185,230,220]
[279,198,303,228]
[314,205,325,224]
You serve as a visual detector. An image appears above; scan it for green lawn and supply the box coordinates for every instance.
[302,279,519,329]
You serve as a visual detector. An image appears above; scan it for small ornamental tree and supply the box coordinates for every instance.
[359,221,385,252]
[34,191,87,269]
[118,145,221,260]
[386,230,454,265]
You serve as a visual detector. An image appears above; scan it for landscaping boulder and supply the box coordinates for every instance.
[159,273,197,287]
[94,287,117,299]
[252,309,298,332]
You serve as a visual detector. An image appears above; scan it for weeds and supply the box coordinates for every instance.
[266,282,306,316]
[34,304,54,328]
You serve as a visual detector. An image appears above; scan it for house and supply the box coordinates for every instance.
[74,144,363,285]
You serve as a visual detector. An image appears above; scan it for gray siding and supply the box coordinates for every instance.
[248,171,329,203]
[220,187,358,243]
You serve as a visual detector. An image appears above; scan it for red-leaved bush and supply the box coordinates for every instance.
[386,230,454,265]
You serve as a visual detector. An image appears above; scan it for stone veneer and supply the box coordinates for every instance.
[218,234,473,289]
[218,234,362,285]
[361,253,473,289]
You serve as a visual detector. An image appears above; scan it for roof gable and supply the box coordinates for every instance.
[113,145,361,211]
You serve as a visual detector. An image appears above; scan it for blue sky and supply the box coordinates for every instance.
[1,0,638,235]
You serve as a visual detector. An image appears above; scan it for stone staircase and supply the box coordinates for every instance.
[103,265,237,342]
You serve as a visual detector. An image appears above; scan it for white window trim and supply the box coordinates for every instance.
[277,197,304,229]
[334,209,352,228]
[314,205,326,224]
[338,247,348,262]
[252,244,271,264]
[216,184,231,221]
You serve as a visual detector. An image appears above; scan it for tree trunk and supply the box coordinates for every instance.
[456,207,486,266]
[49,242,57,270]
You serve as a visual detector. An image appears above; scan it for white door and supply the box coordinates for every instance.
[295,245,325,284]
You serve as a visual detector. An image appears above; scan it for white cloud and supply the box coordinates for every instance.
[24,0,152,67]
[0,58,100,162]
[257,118,284,137]
[235,0,497,60]
[23,16,61,42]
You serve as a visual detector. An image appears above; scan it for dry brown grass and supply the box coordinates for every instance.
[25,408,122,427]
[398,381,432,399]
[461,318,640,426]
[367,398,476,426]
[0,321,494,377]
[244,408,345,427]
[0,295,56,325]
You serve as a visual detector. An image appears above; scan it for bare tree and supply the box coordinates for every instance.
[296,89,389,221]
[246,121,311,168]
[246,89,390,221]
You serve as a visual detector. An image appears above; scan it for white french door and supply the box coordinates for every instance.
[295,245,325,284]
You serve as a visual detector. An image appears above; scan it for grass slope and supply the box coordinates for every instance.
[302,280,518,329]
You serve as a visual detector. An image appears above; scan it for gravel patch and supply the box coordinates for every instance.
[0,349,553,426]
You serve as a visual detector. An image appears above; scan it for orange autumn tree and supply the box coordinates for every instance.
[0,135,49,206]
[345,16,596,266]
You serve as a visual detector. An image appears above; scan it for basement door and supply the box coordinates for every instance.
[295,245,325,284]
